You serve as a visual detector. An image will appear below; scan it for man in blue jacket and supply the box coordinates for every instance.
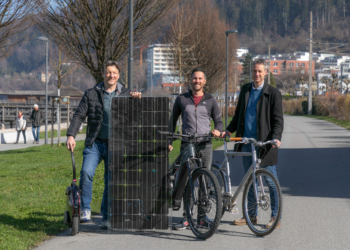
[168,68,223,229]
[66,61,141,229]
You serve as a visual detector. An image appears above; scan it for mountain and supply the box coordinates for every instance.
[214,0,350,54]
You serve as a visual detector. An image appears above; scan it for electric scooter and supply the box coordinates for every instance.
[63,151,81,236]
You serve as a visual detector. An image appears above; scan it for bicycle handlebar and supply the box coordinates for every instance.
[226,137,279,148]
[157,130,213,140]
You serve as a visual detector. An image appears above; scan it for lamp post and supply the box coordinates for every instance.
[146,59,153,96]
[225,29,238,127]
[38,36,49,144]
[128,0,134,91]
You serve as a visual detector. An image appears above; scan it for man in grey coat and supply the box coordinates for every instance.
[168,68,223,230]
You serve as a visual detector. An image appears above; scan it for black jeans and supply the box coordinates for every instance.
[172,141,213,213]
[16,130,26,143]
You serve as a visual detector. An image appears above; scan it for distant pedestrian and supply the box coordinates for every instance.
[14,111,26,144]
[30,104,43,144]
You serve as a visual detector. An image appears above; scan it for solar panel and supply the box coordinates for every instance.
[109,97,170,230]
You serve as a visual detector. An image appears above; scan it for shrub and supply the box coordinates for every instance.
[282,94,350,121]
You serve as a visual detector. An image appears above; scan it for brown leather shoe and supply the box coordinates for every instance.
[266,217,281,229]
[233,217,257,225]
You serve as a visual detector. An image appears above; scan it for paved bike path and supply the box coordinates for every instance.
[35,115,350,250]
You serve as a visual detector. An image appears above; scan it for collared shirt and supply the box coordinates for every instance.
[243,81,264,140]
[97,84,120,140]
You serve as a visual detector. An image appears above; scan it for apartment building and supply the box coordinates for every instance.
[147,44,176,88]
[270,60,315,75]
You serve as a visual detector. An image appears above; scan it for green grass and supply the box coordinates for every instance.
[0,141,104,250]
[39,126,87,140]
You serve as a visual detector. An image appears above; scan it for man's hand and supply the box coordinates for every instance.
[219,130,231,138]
[66,136,76,152]
[168,145,173,152]
[130,92,141,99]
[211,129,221,137]
[273,139,281,148]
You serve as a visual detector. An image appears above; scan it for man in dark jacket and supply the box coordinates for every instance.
[168,68,223,230]
[66,61,141,229]
[221,59,283,229]
[30,104,43,144]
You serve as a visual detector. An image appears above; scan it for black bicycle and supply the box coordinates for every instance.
[158,131,222,240]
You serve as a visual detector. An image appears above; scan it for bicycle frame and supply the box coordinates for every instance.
[172,142,208,206]
[213,140,265,211]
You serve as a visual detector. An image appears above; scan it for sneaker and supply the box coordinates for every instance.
[36,141,39,144]
[14,142,18,144]
[80,210,91,222]
[233,216,257,225]
[174,218,189,230]
[33,141,35,144]
[101,220,110,229]
[197,216,213,228]
[266,217,281,229]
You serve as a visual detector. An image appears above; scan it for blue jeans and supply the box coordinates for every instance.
[241,144,280,218]
[79,139,109,221]
[32,126,40,142]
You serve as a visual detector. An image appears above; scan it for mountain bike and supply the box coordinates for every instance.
[211,136,282,236]
[158,131,222,240]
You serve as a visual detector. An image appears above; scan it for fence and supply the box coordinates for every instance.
[0,104,79,129]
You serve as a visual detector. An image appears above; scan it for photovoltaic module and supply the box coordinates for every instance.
[109,97,170,230]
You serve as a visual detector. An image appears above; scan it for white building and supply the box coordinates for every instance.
[147,44,176,88]
[236,47,249,58]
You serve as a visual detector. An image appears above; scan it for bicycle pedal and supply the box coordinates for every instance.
[229,208,239,214]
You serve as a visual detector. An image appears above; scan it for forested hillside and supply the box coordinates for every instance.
[214,0,350,54]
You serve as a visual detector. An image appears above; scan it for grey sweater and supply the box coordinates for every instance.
[169,90,223,143]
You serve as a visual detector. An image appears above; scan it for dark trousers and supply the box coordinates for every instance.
[173,141,213,214]
[16,130,26,143]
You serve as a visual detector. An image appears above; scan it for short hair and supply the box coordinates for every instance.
[103,60,121,73]
[191,68,206,79]
[33,104,38,108]
[253,59,268,70]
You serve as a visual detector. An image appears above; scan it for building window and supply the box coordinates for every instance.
[296,63,299,67]
[274,69,278,74]
[301,63,305,67]
[290,62,294,67]
[274,62,278,66]
[301,70,305,74]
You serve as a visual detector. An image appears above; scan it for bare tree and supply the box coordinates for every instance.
[167,0,238,94]
[167,5,199,92]
[0,0,33,59]
[36,0,177,84]
[50,44,78,91]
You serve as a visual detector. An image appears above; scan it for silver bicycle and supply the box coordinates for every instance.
[211,136,283,236]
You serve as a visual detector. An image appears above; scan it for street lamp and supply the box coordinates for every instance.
[128,0,134,91]
[38,36,49,144]
[146,59,153,96]
[225,29,238,127]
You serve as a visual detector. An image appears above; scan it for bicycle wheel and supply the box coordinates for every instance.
[184,168,222,240]
[211,164,226,218]
[242,169,282,236]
